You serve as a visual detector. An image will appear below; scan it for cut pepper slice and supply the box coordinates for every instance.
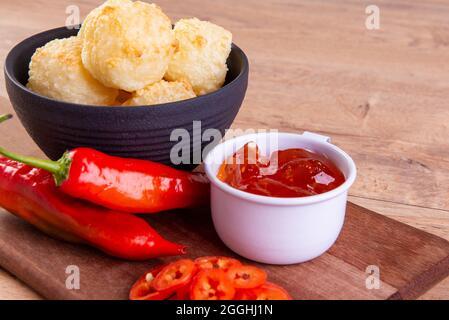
[190,269,235,300]
[227,265,267,289]
[235,282,292,300]
[129,265,173,300]
[152,259,197,292]
[195,256,242,271]
[175,284,191,300]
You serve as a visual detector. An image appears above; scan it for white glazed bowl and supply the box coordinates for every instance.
[204,131,357,265]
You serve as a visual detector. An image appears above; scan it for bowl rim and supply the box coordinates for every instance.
[204,132,357,206]
[4,26,249,111]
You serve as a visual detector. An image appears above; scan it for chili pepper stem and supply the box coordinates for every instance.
[0,113,71,185]
[0,114,13,123]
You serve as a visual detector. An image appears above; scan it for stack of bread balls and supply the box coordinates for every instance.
[27,0,232,106]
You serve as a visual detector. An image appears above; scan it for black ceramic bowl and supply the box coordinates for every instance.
[4,27,248,170]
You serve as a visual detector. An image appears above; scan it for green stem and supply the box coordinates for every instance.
[0,146,62,174]
[0,113,71,185]
[0,114,13,123]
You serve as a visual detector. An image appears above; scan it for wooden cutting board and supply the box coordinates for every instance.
[0,202,448,300]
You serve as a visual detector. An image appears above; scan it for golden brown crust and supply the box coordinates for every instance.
[165,18,232,96]
[122,80,196,106]
[27,36,118,105]
[80,0,175,91]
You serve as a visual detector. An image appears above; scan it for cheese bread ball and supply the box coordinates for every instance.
[77,0,126,39]
[122,80,196,106]
[165,18,232,96]
[27,36,118,105]
[80,0,175,91]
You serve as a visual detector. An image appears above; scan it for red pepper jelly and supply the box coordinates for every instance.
[217,142,345,198]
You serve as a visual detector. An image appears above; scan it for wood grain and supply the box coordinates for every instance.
[0,202,448,300]
[0,270,40,300]
[1,0,449,299]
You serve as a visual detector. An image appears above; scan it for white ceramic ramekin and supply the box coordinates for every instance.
[204,131,357,265]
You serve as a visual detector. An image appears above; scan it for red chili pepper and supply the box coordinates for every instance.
[190,269,236,300]
[129,264,175,300]
[0,114,209,214]
[227,265,267,289]
[129,257,294,300]
[151,259,197,292]
[0,155,186,260]
[194,256,242,271]
[234,282,292,300]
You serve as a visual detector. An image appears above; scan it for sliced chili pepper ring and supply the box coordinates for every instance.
[190,269,235,300]
[227,265,267,289]
[235,282,292,300]
[129,265,173,300]
[175,284,191,300]
[194,256,242,271]
[152,259,197,292]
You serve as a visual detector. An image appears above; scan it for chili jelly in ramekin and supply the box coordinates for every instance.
[204,131,356,265]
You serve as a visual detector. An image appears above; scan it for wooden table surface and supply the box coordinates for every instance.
[0,0,448,300]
